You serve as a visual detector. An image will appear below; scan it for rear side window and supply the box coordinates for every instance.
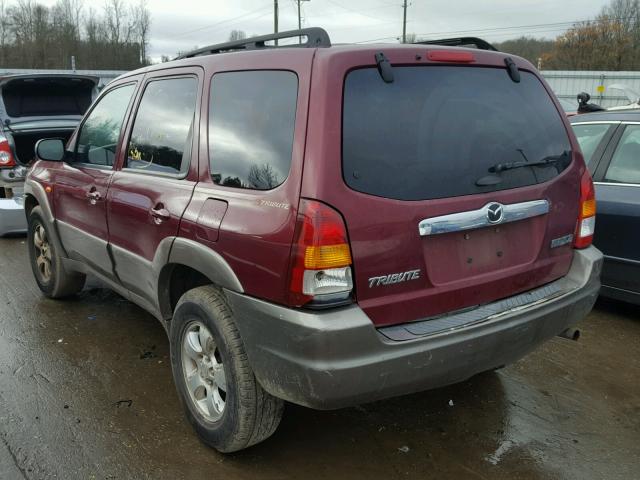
[209,71,298,190]
[126,77,198,176]
[343,66,572,201]
[604,125,640,184]
[572,123,612,168]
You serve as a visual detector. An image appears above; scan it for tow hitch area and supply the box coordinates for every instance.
[558,327,581,341]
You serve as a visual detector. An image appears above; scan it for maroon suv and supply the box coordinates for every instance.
[24,28,602,452]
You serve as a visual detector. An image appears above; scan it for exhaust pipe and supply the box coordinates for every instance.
[558,328,580,341]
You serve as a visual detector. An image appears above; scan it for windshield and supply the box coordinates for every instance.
[342,66,572,201]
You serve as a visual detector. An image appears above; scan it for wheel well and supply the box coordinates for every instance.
[165,264,212,318]
[24,194,38,217]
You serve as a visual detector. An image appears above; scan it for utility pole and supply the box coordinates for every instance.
[274,0,279,45]
[296,0,310,42]
[402,0,408,43]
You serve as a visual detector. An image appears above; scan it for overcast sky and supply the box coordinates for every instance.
[40,0,612,61]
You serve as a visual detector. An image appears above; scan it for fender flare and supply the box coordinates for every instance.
[23,178,69,258]
[156,237,244,319]
[24,179,54,222]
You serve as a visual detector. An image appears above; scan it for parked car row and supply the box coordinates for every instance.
[571,110,640,305]
[0,74,100,235]
[22,28,603,452]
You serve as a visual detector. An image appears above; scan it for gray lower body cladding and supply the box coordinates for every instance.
[227,246,602,410]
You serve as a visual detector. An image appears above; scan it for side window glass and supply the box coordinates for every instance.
[76,84,135,167]
[209,71,298,190]
[126,77,198,176]
[572,123,611,173]
[604,125,640,184]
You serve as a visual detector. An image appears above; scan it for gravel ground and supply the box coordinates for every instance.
[1,236,638,480]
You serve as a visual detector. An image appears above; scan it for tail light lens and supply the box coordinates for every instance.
[574,170,596,249]
[0,136,15,167]
[288,199,353,308]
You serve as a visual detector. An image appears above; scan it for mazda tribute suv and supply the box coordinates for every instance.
[24,28,602,452]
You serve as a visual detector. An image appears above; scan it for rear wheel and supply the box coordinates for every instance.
[170,285,284,452]
[27,206,85,298]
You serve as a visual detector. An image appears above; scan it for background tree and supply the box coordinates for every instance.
[500,0,640,70]
[0,0,151,69]
[494,37,555,66]
[228,29,246,42]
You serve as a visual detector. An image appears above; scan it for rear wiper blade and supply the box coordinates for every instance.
[489,151,569,173]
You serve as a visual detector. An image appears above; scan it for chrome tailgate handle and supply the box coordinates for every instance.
[418,200,550,236]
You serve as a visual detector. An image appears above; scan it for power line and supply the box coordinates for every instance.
[325,0,392,22]
[356,16,631,44]
[169,5,271,39]
[415,20,593,38]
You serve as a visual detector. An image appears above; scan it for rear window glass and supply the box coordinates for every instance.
[572,123,611,168]
[209,71,298,190]
[342,66,572,201]
[604,125,640,184]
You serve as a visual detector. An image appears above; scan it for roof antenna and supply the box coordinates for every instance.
[504,57,520,83]
[375,52,394,83]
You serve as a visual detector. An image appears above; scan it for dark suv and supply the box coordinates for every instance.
[24,29,602,452]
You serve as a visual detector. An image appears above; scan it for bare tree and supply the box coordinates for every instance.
[132,0,150,64]
[0,0,151,70]
[228,29,246,42]
[0,1,11,65]
[248,163,279,189]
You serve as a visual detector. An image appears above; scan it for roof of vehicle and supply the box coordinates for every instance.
[570,109,640,123]
[113,27,530,83]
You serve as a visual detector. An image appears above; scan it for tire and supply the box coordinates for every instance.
[27,206,86,298]
[170,285,284,453]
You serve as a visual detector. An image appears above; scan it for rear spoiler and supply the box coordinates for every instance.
[414,37,498,52]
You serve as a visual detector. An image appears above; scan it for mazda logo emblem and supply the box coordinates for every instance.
[486,203,504,224]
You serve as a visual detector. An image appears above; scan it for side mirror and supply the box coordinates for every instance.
[35,138,65,162]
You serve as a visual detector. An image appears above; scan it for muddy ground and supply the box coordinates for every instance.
[0,236,638,480]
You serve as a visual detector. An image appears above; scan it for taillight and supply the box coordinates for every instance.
[0,136,15,167]
[574,170,596,249]
[288,199,354,308]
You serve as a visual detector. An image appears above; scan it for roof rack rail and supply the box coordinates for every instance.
[175,27,331,59]
[414,37,498,52]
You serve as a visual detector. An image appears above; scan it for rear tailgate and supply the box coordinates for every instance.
[302,47,585,327]
[0,74,98,119]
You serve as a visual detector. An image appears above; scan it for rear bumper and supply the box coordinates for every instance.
[0,195,27,236]
[227,247,602,410]
[0,166,27,187]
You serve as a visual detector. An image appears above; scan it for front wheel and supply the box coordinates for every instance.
[170,286,284,452]
[27,206,85,298]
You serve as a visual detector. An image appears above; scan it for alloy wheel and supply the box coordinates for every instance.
[33,224,52,282]
[181,321,227,421]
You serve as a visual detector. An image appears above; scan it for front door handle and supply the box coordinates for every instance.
[86,189,101,205]
[151,205,171,224]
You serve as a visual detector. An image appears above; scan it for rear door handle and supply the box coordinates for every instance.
[151,205,171,223]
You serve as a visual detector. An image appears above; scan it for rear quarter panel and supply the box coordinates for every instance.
[178,50,314,305]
